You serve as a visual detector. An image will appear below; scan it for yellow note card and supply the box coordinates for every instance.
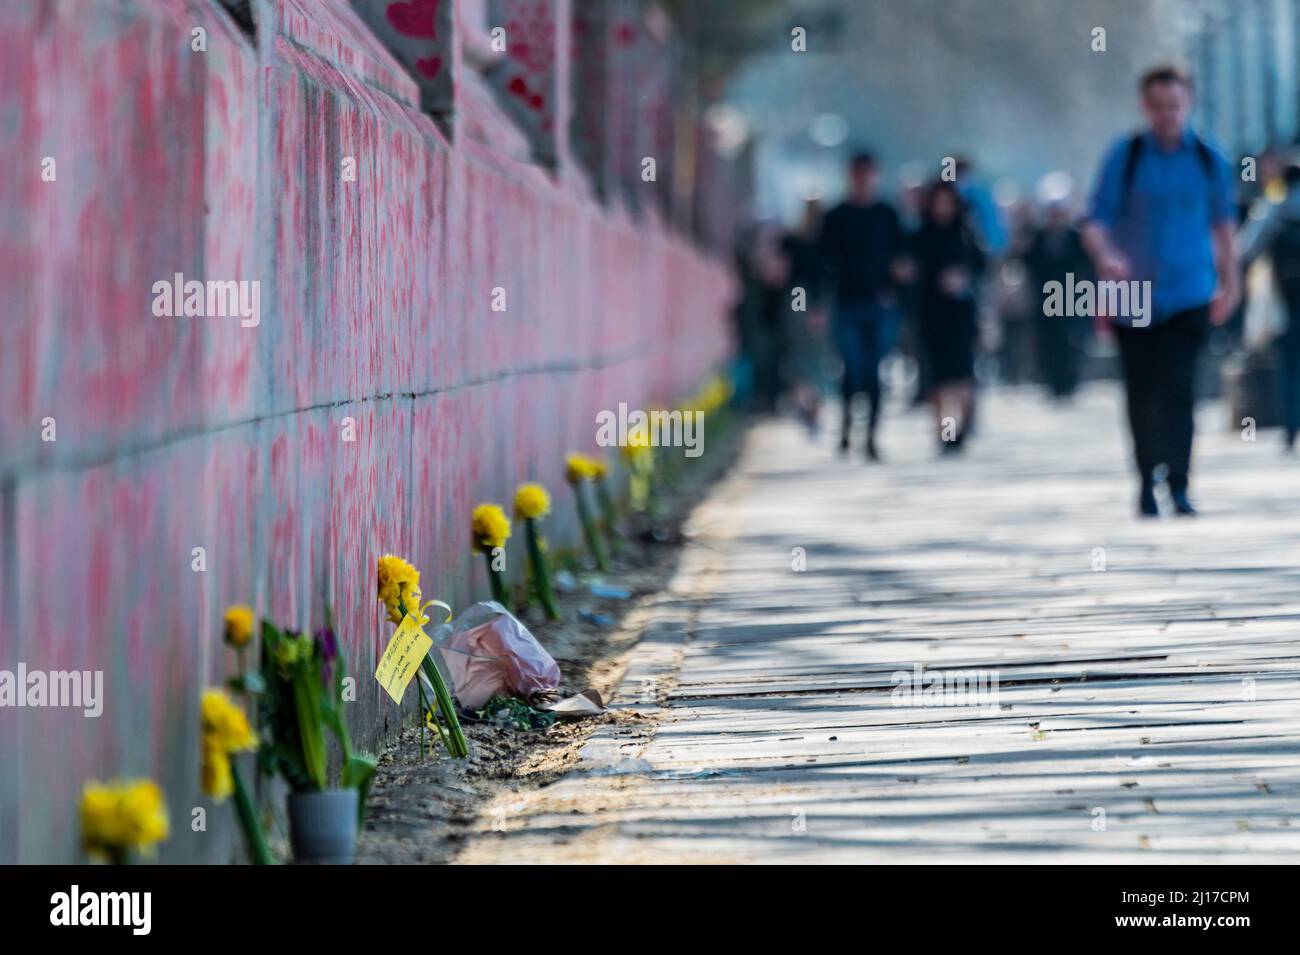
[374,614,433,704]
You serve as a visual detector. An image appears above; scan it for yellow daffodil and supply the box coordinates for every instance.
[200,742,235,802]
[377,554,423,624]
[514,483,551,520]
[471,503,511,552]
[201,689,257,753]
[200,690,257,803]
[81,779,170,860]
[223,605,255,648]
[565,453,598,484]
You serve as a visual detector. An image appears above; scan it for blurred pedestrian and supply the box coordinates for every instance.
[820,151,909,460]
[1081,64,1239,517]
[1025,199,1093,398]
[782,198,829,434]
[993,200,1039,385]
[1239,162,1300,450]
[955,156,1009,258]
[751,221,791,413]
[910,179,985,452]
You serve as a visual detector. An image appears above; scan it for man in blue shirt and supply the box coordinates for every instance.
[1083,64,1240,517]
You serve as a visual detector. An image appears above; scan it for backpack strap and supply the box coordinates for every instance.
[1121,133,1144,205]
[1121,132,1217,213]
[1192,135,1215,183]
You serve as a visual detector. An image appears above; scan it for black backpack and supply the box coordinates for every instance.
[1120,132,1216,212]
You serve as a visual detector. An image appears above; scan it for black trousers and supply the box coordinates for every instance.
[1112,306,1207,494]
[1277,313,1300,443]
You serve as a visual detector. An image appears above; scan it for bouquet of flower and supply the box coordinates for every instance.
[257,612,377,821]
[377,555,468,759]
[80,778,170,864]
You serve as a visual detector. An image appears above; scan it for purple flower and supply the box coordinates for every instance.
[315,627,338,686]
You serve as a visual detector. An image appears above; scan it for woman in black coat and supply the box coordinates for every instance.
[1024,201,1093,398]
[909,180,985,451]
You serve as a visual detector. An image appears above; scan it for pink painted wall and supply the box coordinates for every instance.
[0,0,732,863]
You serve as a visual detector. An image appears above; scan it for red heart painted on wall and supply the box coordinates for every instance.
[386,0,438,39]
[415,56,442,78]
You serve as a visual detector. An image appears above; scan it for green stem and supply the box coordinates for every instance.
[421,655,468,758]
[396,594,467,759]
[418,671,453,755]
[291,666,327,789]
[574,483,609,571]
[232,760,273,865]
[628,457,652,512]
[417,680,428,758]
[595,477,622,556]
[525,519,561,620]
[484,550,511,611]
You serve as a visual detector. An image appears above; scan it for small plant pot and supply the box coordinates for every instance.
[287,789,358,864]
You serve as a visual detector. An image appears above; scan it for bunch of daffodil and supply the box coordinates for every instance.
[585,455,622,557]
[375,555,467,759]
[377,554,426,625]
[200,688,271,864]
[620,428,654,512]
[470,503,513,608]
[80,778,170,864]
[564,453,609,571]
[514,483,561,620]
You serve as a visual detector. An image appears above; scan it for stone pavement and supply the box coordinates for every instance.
[462,386,1300,863]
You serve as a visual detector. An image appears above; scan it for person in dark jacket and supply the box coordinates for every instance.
[1025,200,1094,398]
[783,198,829,434]
[910,179,985,452]
[819,152,909,460]
[749,221,791,413]
[1239,162,1300,449]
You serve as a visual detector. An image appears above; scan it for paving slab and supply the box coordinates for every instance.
[461,386,1300,863]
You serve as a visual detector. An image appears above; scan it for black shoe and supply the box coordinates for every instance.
[838,432,850,455]
[1138,485,1158,517]
[1170,489,1197,516]
[866,434,880,462]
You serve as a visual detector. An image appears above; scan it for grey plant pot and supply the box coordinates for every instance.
[287,789,358,864]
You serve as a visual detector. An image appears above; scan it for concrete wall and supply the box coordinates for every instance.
[0,0,732,863]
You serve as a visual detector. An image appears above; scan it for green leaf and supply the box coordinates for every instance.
[344,754,377,826]
[291,665,327,789]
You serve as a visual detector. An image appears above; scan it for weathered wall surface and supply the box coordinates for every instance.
[0,0,732,863]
